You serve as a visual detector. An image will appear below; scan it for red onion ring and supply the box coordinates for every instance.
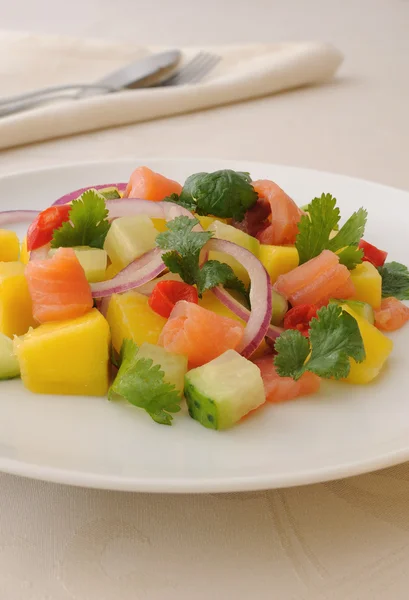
[0,210,40,226]
[206,238,272,357]
[212,286,282,344]
[52,183,127,206]
[91,248,166,298]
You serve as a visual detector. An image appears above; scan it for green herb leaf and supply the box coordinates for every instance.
[109,339,181,425]
[163,192,195,211]
[198,260,248,297]
[274,304,365,380]
[295,194,367,268]
[157,216,212,286]
[336,246,365,270]
[378,261,409,300]
[172,170,258,220]
[156,216,248,297]
[51,189,110,249]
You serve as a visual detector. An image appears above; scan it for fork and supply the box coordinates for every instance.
[159,51,221,86]
[0,52,221,118]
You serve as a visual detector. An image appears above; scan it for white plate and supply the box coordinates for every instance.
[1,158,409,493]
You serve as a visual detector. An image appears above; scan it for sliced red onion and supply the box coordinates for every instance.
[212,286,282,343]
[206,239,272,357]
[0,210,40,226]
[90,248,166,298]
[106,198,164,220]
[29,244,51,262]
[52,183,127,206]
[137,272,183,296]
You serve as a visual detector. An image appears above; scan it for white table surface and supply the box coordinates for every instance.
[1,1,409,598]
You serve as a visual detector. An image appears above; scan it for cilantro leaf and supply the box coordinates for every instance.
[274,304,365,380]
[157,216,212,286]
[109,339,182,425]
[296,194,340,264]
[274,330,310,380]
[198,260,248,297]
[378,261,409,300]
[156,216,248,297]
[51,189,110,249]
[336,245,365,270]
[172,170,258,220]
[295,194,367,269]
[328,208,367,251]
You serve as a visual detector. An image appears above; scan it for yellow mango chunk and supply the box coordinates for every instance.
[0,262,35,338]
[196,215,230,229]
[20,237,30,264]
[151,218,168,233]
[0,230,20,262]
[350,262,382,309]
[107,291,167,352]
[198,291,245,325]
[342,306,393,384]
[14,309,110,396]
[259,245,299,284]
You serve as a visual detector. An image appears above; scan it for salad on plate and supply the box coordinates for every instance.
[1,165,409,430]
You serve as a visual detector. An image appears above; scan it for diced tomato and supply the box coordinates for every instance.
[27,205,72,251]
[358,239,388,267]
[149,281,198,318]
[283,304,318,337]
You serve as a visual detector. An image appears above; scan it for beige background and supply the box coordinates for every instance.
[1,0,409,598]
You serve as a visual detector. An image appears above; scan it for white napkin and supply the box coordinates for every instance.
[0,31,343,150]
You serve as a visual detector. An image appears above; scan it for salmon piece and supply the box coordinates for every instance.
[158,301,244,368]
[254,357,320,403]
[124,166,182,201]
[274,249,355,307]
[375,297,409,331]
[252,180,303,245]
[25,248,93,323]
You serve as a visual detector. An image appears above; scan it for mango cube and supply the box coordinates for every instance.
[0,230,20,262]
[259,245,299,284]
[106,291,167,352]
[0,262,35,338]
[350,262,382,309]
[20,237,30,264]
[14,309,110,396]
[342,306,393,384]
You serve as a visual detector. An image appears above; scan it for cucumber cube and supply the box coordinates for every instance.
[136,343,187,394]
[0,332,20,380]
[184,350,265,430]
[104,215,157,271]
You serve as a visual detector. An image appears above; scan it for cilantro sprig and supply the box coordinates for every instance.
[165,170,258,221]
[109,340,182,425]
[156,216,247,297]
[274,304,365,380]
[296,193,367,269]
[51,189,110,249]
[378,261,409,300]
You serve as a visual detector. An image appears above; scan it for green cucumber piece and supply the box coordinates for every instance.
[330,298,375,324]
[271,290,288,326]
[103,215,157,271]
[136,343,187,394]
[0,333,20,380]
[184,350,265,430]
[99,187,121,200]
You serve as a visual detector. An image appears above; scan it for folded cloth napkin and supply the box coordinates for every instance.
[0,31,343,150]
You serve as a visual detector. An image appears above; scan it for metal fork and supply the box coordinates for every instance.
[0,51,221,118]
[160,52,221,86]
